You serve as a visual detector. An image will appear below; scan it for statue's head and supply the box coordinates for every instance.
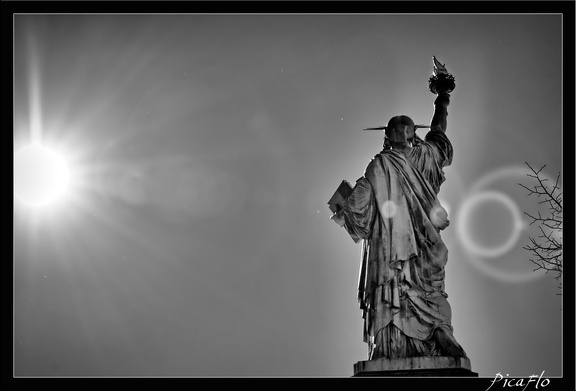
[385,115,415,149]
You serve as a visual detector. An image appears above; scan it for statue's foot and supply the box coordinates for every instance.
[433,327,467,358]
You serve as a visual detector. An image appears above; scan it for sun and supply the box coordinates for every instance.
[14,143,71,207]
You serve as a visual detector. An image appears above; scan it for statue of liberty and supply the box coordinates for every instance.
[330,56,469,361]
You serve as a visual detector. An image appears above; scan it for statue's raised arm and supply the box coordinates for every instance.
[428,56,455,134]
[430,91,450,133]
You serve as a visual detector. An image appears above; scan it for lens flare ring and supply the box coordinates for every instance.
[454,165,557,283]
[456,191,523,258]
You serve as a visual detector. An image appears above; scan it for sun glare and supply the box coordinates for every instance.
[14,143,70,208]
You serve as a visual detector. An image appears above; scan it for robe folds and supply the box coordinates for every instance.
[340,130,467,359]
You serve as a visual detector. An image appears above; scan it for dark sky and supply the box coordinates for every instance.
[14,14,563,378]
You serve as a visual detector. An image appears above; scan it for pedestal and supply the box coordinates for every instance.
[353,356,478,377]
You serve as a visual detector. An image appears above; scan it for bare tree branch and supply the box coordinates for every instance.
[518,162,562,294]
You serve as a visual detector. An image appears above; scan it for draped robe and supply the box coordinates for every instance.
[339,130,467,359]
